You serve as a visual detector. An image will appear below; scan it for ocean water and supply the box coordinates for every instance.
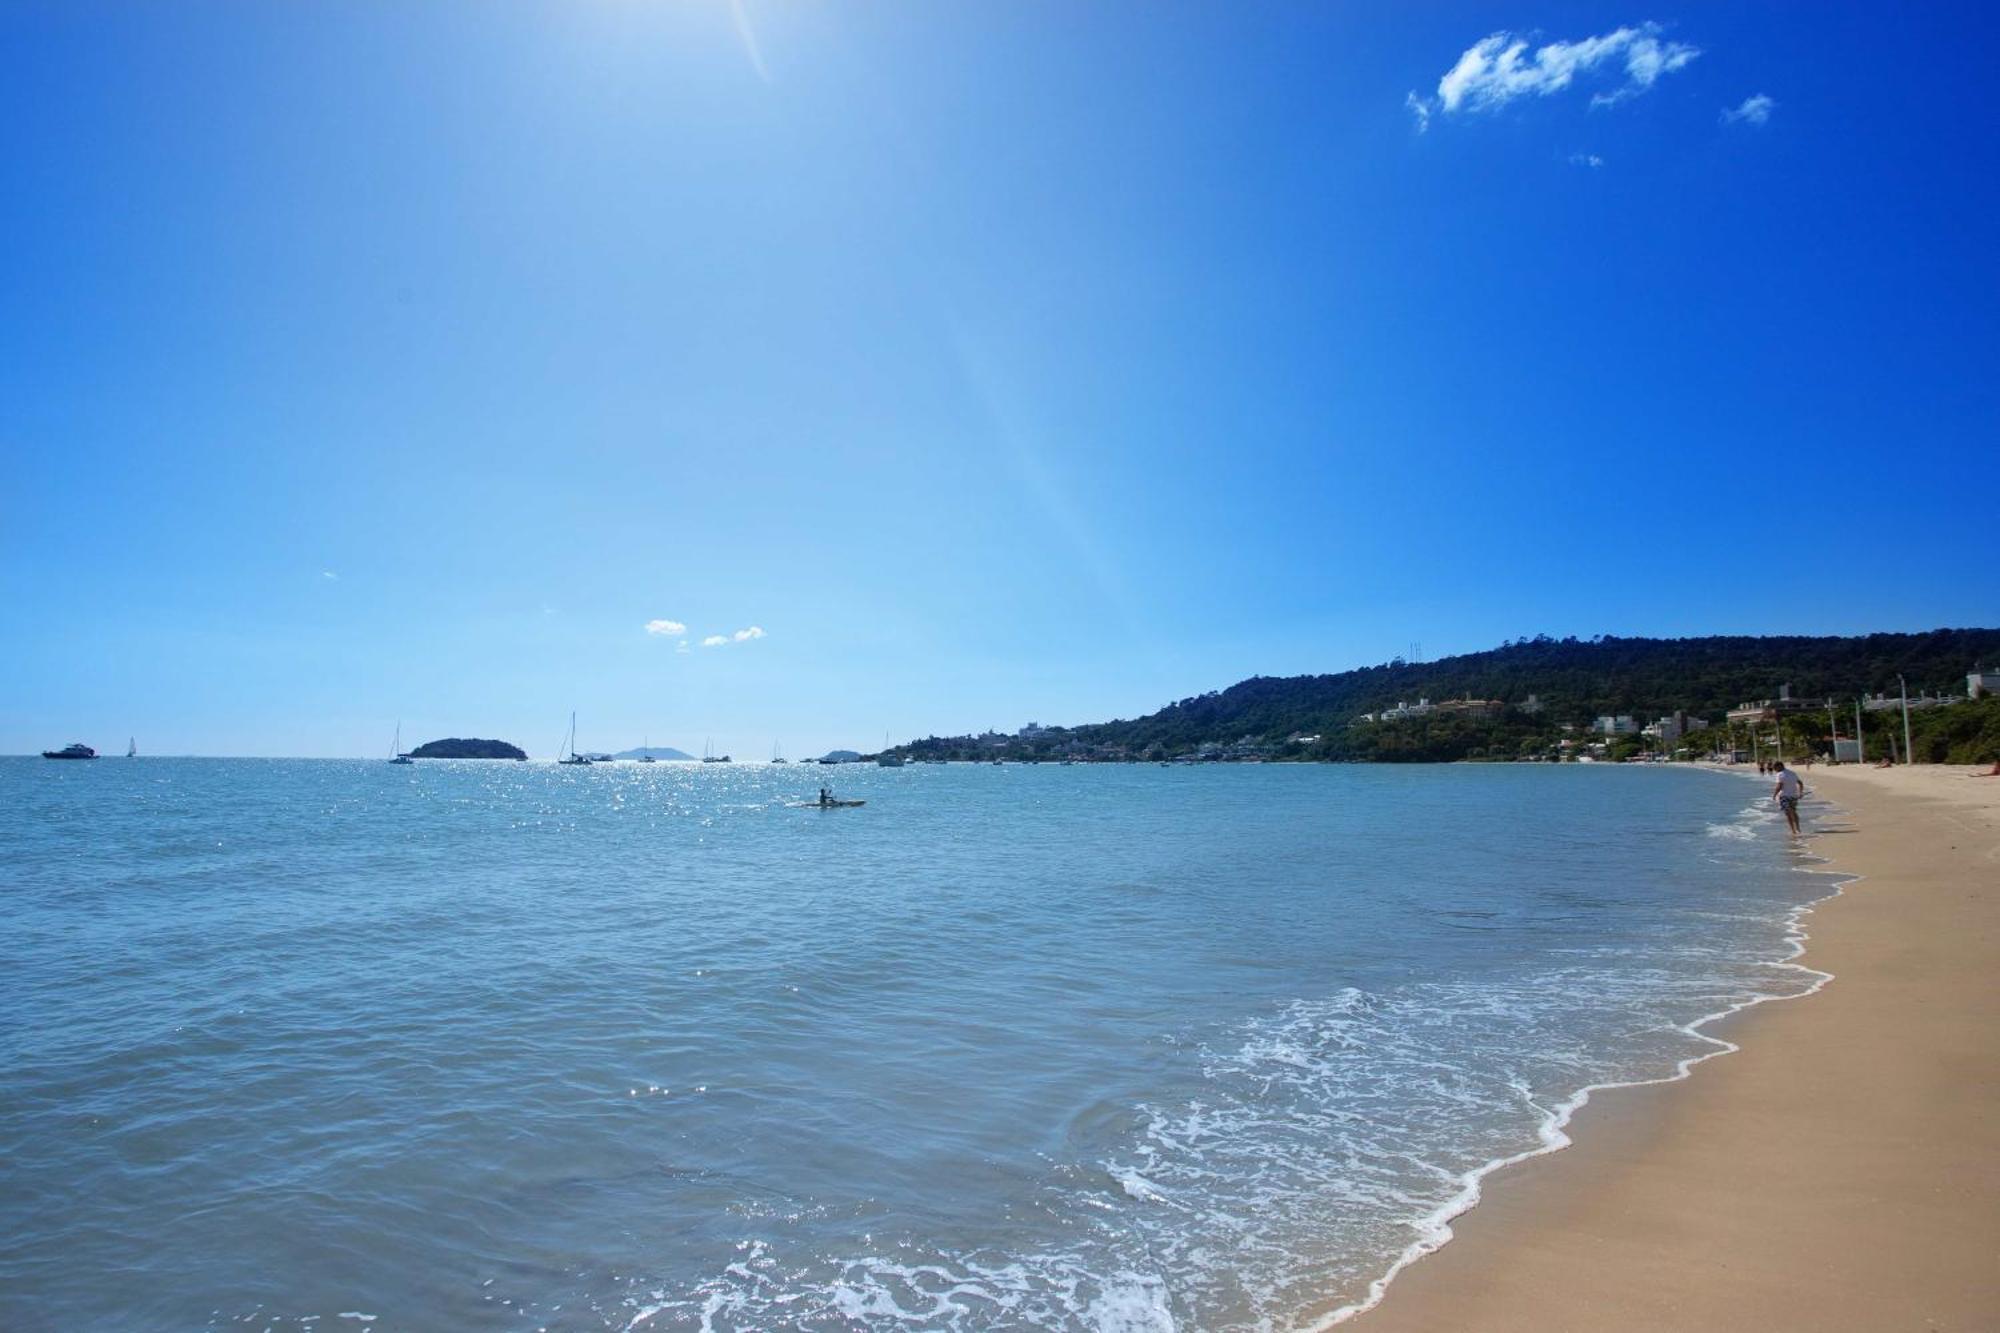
[0,759,1831,1331]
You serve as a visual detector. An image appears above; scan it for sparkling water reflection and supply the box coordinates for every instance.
[0,759,1820,1330]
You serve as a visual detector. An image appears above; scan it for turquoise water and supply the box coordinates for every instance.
[0,760,1824,1330]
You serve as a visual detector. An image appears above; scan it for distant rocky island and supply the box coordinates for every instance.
[611,745,696,761]
[406,738,528,760]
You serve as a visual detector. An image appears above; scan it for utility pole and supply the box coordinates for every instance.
[1854,697,1864,765]
[1897,674,1913,765]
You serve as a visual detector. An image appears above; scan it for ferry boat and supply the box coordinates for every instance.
[42,742,96,760]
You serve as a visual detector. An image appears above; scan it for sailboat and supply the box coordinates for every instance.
[702,738,729,763]
[876,729,905,767]
[389,721,413,764]
[639,735,657,763]
[126,737,137,759]
[771,741,787,764]
[559,712,592,765]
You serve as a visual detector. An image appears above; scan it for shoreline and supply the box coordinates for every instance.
[1307,762,1847,1328]
[1332,763,2000,1330]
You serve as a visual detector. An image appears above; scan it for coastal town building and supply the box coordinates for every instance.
[1434,697,1505,718]
[1726,684,1827,725]
[1862,692,1958,713]
[1594,715,1638,735]
[1643,711,1710,743]
[1515,694,1545,715]
[1969,666,2000,698]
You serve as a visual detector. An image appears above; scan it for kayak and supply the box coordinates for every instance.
[797,799,866,809]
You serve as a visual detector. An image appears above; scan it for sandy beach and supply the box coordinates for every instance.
[1341,763,2000,1331]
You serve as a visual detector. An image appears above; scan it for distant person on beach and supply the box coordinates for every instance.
[1771,762,1806,835]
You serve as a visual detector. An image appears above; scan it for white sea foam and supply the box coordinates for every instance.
[1314,780,1850,1327]
[1115,1170,1171,1203]
[1084,1274,1177,1333]
[591,771,1849,1333]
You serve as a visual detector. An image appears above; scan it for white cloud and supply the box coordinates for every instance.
[644,618,687,637]
[730,0,770,84]
[321,570,339,581]
[1721,93,1776,126]
[1410,23,1699,127]
[700,625,767,648]
[1405,91,1432,133]
[1569,152,1605,168]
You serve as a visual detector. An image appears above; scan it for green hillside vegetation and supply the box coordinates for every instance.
[892,630,2000,765]
[1895,696,2000,764]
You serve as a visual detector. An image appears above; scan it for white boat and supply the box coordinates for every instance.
[389,722,413,764]
[639,735,656,763]
[559,712,592,765]
[126,737,137,759]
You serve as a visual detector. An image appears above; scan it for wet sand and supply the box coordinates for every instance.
[1343,763,2000,1331]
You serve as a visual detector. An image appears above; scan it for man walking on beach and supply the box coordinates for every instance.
[1771,761,1806,835]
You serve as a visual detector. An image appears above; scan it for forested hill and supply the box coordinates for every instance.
[1103,629,1999,738]
[895,629,2000,762]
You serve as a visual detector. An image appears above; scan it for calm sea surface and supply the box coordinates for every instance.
[1,759,1825,1331]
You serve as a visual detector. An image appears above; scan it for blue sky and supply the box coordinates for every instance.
[2,3,1993,757]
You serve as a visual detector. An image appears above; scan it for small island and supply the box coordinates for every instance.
[405,737,528,760]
